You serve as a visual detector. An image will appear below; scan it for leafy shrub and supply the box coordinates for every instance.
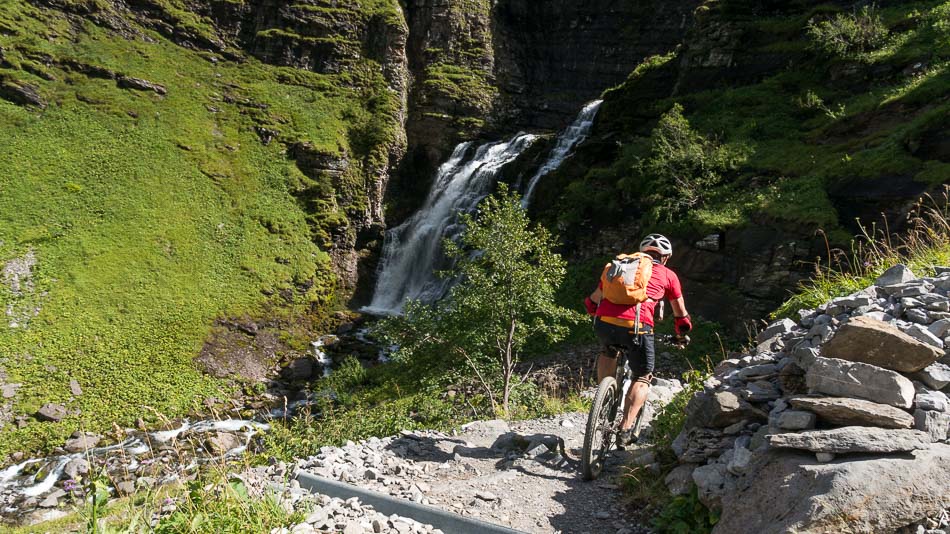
[653,486,720,534]
[806,5,890,58]
[636,104,750,221]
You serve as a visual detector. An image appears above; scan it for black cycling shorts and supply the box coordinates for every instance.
[593,317,655,378]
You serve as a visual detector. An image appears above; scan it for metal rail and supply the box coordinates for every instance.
[295,471,527,534]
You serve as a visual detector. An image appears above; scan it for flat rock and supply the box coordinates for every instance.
[35,403,68,422]
[777,410,816,430]
[767,426,931,453]
[914,362,950,390]
[788,395,914,429]
[806,357,915,408]
[117,75,167,95]
[875,264,916,286]
[64,433,101,453]
[822,315,942,372]
[685,390,766,428]
[714,446,950,534]
[0,80,46,108]
[903,324,944,348]
[914,409,950,442]
[664,464,696,496]
[916,390,949,412]
[756,318,797,344]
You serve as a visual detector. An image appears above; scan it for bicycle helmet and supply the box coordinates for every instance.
[640,233,673,257]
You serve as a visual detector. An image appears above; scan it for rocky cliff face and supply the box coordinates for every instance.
[386,0,703,224]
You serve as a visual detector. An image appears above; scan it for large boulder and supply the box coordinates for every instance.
[788,396,914,429]
[767,427,931,454]
[806,357,915,408]
[714,446,950,534]
[822,316,942,373]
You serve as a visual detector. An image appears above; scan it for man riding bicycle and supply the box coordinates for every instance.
[583,233,692,447]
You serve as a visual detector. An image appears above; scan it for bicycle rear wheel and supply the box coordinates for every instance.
[581,376,618,481]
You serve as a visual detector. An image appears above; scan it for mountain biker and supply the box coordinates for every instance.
[583,233,692,447]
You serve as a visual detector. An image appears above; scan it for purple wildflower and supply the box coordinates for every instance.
[63,479,79,492]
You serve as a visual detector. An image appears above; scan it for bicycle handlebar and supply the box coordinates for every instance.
[657,333,691,348]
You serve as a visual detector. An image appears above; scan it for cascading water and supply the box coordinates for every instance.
[521,100,603,207]
[364,133,539,314]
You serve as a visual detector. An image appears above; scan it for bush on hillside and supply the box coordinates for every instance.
[806,5,890,59]
[637,104,750,222]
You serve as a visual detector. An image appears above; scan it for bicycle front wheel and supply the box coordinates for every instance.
[581,376,618,481]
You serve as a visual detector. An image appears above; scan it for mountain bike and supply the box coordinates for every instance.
[580,334,688,481]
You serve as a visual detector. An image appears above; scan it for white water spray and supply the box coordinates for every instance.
[521,100,603,207]
[365,133,539,314]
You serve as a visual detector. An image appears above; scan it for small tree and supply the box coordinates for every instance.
[639,103,749,220]
[806,5,890,59]
[379,185,581,416]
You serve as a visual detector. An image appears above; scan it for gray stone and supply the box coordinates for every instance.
[727,446,753,475]
[64,458,89,479]
[914,363,950,390]
[767,427,931,453]
[692,463,730,510]
[904,324,945,349]
[738,364,778,380]
[917,390,949,412]
[115,480,135,496]
[679,428,736,463]
[1,383,20,399]
[686,391,766,428]
[831,294,874,309]
[475,491,497,501]
[756,318,798,344]
[35,403,67,422]
[117,75,167,95]
[907,308,933,324]
[664,464,696,496]
[929,319,950,339]
[806,357,916,408]
[791,346,819,369]
[815,452,835,463]
[876,264,917,286]
[69,379,82,397]
[64,433,100,453]
[715,446,950,534]
[823,315,942,372]
[915,409,950,442]
[740,380,781,402]
[788,395,914,428]
[777,410,817,430]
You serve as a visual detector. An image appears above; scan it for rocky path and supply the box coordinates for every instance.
[288,412,658,534]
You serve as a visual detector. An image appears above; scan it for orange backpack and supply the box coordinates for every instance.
[600,253,653,305]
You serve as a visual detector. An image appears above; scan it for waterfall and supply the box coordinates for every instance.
[521,99,603,207]
[364,133,539,314]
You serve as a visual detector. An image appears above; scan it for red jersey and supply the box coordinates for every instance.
[595,262,683,327]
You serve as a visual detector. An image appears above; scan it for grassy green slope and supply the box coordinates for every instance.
[0,0,397,456]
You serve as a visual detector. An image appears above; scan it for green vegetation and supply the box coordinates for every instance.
[629,103,751,222]
[0,0,402,456]
[380,186,583,415]
[545,0,950,239]
[775,186,950,318]
[806,5,890,59]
